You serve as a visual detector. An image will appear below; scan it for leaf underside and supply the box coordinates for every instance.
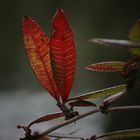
[90,20,140,56]
[69,84,126,101]
[96,128,140,139]
[28,112,64,128]
[90,38,140,48]
[86,61,126,72]
[23,17,59,101]
[49,9,76,102]
[103,92,125,105]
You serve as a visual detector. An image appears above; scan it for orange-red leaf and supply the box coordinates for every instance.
[22,17,60,101]
[85,61,126,72]
[28,112,64,128]
[49,9,76,102]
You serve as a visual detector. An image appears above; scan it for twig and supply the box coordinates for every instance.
[48,132,84,140]
[36,107,100,139]
[36,105,140,139]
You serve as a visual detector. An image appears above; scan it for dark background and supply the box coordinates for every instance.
[0,0,140,140]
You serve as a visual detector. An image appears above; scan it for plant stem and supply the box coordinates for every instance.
[47,132,84,140]
[36,107,100,139]
[36,105,140,139]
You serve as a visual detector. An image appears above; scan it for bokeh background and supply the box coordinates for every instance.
[1,0,140,139]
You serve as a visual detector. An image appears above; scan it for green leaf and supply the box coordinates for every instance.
[129,48,140,56]
[69,100,97,108]
[90,38,140,48]
[129,19,140,43]
[28,112,64,128]
[96,128,140,139]
[85,61,125,72]
[69,84,126,101]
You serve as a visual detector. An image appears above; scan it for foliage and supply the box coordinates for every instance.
[18,9,140,140]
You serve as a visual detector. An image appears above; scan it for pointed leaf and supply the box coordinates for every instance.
[28,112,64,128]
[69,84,126,101]
[90,38,140,48]
[86,61,125,72]
[96,129,140,139]
[129,19,140,43]
[69,100,97,108]
[49,9,76,102]
[103,91,125,105]
[23,17,59,101]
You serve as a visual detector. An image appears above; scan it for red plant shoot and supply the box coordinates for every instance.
[22,9,76,106]
[20,10,140,139]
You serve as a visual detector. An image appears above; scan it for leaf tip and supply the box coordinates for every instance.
[89,38,101,44]
[22,16,36,34]
[52,8,67,31]
[57,8,64,13]
[23,16,32,24]
[23,16,29,19]
[84,65,94,71]
[55,8,65,18]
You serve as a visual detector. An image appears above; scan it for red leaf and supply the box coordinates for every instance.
[22,17,60,101]
[85,61,126,72]
[49,9,76,102]
[28,112,64,128]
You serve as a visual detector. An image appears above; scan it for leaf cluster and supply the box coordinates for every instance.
[18,10,140,140]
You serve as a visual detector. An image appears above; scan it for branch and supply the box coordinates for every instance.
[35,105,140,139]
[36,107,100,139]
[48,132,84,140]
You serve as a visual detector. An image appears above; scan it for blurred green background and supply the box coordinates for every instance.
[0,0,140,140]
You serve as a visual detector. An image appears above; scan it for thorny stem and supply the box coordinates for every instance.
[35,105,140,139]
